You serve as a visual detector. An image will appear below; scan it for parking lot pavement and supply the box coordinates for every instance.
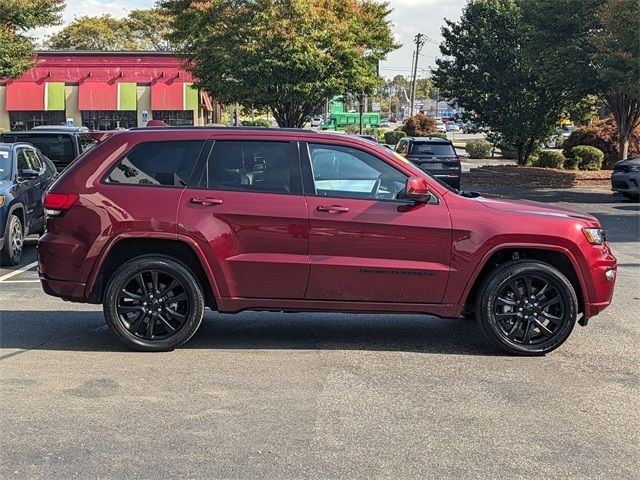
[1,189,638,479]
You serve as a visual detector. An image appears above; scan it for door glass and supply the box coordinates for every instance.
[16,149,30,172]
[203,141,291,194]
[308,144,406,200]
[24,150,43,172]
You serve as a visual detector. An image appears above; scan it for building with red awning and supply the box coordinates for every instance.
[0,51,221,131]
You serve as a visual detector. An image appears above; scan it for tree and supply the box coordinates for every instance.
[432,0,565,165]
[0,0,64,78]
[403,114,436,136]
[45,9,174,51]
[523,0,640,160]
[160,0,398,128]
[414,78,433,100]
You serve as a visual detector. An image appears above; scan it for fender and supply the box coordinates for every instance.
[83,231,224,304]
[5,201,26,232]
[456,242,590,313]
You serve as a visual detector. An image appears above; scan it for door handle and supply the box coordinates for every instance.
[190,197,223,206]
[317,205,349,213]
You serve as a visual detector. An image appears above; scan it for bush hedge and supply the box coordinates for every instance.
[384,130,406,145]
[533,150,565,168]
[572,145,604,170]
[402,114,436,136]
[241,118,271,127]
[465,139,493,159]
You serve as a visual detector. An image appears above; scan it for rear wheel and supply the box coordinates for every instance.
[1,215,24,266]
[103,255,205,351]
[475,260,578,355]
[622,192,639,201]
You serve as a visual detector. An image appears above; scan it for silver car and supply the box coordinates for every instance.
[611,156,640,200]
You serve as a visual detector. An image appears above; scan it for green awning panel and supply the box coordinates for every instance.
[45,82,65,111]
[118,83,137,111]
[184,83,198,110]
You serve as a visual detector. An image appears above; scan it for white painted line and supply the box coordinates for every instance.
[0,261,38,283]
[0,280,41,284]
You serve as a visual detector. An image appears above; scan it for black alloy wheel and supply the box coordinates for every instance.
[104,255,205,351]
[476,260,578,355]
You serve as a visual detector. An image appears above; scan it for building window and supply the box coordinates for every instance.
[152,110,194,126]
[81,111,137,131]
[9,111,66,131]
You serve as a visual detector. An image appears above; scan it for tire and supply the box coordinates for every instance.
[622,192,640,202]
[475,260,578,356]
[103,255,205,351]
[1,215,24,266]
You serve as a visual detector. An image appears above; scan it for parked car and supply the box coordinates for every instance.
[310,117,323,127]
[446,122,460,132]
[395,136,462,189]
[611,156,640,201]
[379,119,391,128]
[0,126,97,172]
[39,126,617,355]
[356,134,378,143]
[0,143,57,265]
[435,122,447,133]
[463,122,478,134]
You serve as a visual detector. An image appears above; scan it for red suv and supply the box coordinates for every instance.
[38,127,617,355]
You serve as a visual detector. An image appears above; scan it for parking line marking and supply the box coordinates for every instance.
[0,280,41,283]
[0,261,38,283]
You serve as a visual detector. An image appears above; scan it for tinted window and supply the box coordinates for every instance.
[16,149,30,171]
[1,134,74,163]
[24,149,43,172]
[78,133,98,153]
[203,141,291,194]
[409,142,455,155]
[106,140,204,187]
[308,143,406,200]
[0,149,10,180]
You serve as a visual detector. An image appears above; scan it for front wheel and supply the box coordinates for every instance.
[103,255,205,351]
[1,215,24,266]
[475,260,578,356]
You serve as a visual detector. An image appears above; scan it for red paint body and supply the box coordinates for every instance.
[38,129,617,320]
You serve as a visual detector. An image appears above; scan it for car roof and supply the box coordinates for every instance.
[29,126,89,133]
[0,142,36,149]
[404,136,452,144]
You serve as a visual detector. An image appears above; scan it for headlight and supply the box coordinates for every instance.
[629,164,640,172]
[0,196,4,207]
[582,228,605,245]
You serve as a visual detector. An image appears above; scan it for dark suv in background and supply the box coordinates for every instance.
[395,136,461,189]
[0,143,57,265]
[1,126,96,172]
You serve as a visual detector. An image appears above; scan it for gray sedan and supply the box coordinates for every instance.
[611,156,640,200]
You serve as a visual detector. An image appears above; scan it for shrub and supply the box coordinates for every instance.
[384,130,406,145]
[241,118,271,127]
[533,150,565,168]
[563,117,640,167]
[402,114,436,136]
[465,139,493,159]
[563,156,579,170]
[572,145,604,170]
[343,124,359,134]
[429,132,448,139]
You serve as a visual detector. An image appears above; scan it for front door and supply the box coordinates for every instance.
[302,142,452,304]
[178,139,309,299]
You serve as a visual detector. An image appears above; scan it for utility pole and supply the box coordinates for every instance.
[409,33,425,117]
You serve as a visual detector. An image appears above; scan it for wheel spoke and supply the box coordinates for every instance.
[168,292,187,303]
[127,311,145,334]
[533,318,554,337]
[522,320,533,343]
[164,307,186,324]
[524,277,534,298]
[495,312,517,321]
[157,314,177,332]
[151,271,159,293]
[118,305,143,313]
[535,281,549,300]
[507,318,523,339]
[161,279,179,296]
[136,274,148,295]
[541,295,561,309]
[541,311,562,325]
[120,289,143,301]
[496,296,517,307]
[145,316,156,339]
[508,280,522,300]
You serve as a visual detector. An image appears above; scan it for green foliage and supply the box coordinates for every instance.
[160,0,398,128]
[429,132,448,139]
[432,0,562,166]
[241,119,272,127]
[402,114,436,137]
[0,0,63,78]
[562,117,640,167]
[533,151,565,169]
[343,124,359,134]
[384,130,406,145]
[465,139,493,159]
[571,145,604,171]
[46,9,174,51]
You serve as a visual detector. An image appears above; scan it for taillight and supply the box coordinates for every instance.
[44,192,78,216]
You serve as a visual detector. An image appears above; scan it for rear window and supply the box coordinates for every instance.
[1,134,74,163]
[410,142,455,156]
[105,140,205,187]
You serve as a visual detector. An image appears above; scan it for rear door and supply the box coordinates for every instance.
[177,138,309,299]
[302,141,452,303]
[14,147,40,232]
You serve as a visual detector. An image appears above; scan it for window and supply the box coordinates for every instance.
[82,111,137,131]
[9,111,65,131]
[202,141,292,194]
[23,149,43,173]
[152,110,194,127]
[0,149,10,180]
[396,140,409,154]
[78,133,98,153]
[16,149,30,171]
[105,141,205,187]
[1,134,74,164]
[409,142,455,156]
[308,143,406,200]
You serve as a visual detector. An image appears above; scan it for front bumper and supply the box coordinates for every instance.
[583,243,617,319]
[611,171,640,196]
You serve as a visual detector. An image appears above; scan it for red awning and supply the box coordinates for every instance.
[151,81,183,110]
[6,82,44,111]
[79,82,118,110]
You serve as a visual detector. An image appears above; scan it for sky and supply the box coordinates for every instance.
[33,0,467,80]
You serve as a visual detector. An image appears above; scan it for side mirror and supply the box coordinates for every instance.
[401,176,432,203]
[19,169,39,180]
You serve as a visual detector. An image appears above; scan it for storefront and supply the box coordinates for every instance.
[0,51,221,131]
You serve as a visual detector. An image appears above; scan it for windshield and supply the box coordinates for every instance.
[1,134,74,163]
[410,142,455,156]
[0,149,10,180]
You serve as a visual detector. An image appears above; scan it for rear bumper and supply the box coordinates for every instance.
[39,274,87,302]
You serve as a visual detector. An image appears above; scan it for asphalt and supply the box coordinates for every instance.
[0,188,638,479]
